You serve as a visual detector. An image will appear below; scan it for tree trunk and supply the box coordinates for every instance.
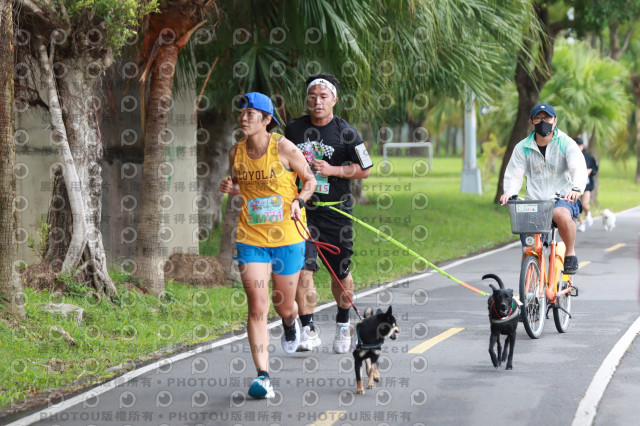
[56,62,116,295]
[218,193,241,283]
[36,40,86,272]
[37,40,116,296]
[43,167,73,270]
[196,111,235,236]
[494,5,556,204]
[351,178,369,205]
[493,65,542,203]
[0,0,26,318]
[134,43,180,295]
[453,127,460,155]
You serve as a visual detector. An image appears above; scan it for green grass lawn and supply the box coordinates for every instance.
[1,154,638,410]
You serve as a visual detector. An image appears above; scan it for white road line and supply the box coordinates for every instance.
[6,324,277,426]
[8,240,521,425]
[14,202,640,426]
[572,315,640,426]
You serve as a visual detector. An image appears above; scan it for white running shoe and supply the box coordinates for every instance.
[281,318,300,354]
[578,223,586,232]
[297,325,321,351]
[333,322,352,354]
[586,212,594,226]
[248,375,274,399]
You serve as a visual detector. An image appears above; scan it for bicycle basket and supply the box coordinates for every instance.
[507,199,555,234]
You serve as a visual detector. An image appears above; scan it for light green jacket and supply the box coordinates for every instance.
[504,128,588,200]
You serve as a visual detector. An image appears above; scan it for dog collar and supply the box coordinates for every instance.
[490,304,520,324]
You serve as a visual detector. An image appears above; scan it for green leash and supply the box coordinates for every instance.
[312,201,489,297]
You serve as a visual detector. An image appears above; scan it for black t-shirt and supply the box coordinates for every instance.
[537,144,547,158]
[583,151,598,188]
[284,115,372,218]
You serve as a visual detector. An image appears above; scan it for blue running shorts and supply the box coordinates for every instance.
[236,241,306,275]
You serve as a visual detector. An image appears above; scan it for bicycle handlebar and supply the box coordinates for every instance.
[507,192,565,203]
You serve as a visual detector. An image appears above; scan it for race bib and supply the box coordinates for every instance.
[315,174,330,194]
[299,173,330,194]
[301,141,330,194]
[247,195,284,225]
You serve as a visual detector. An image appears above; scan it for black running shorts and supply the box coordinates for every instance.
[302,215,353,280]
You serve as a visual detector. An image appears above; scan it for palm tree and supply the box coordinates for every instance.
[0,0,26,318]
[14,1,157,297]
[542,39,632,147]
[189,0,539,272]
[494,0,640,202]
[133,0,215,295]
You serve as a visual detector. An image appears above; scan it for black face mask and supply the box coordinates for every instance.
[534,121,553,137]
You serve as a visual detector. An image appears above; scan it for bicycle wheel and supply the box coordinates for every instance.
[519,256,546,339]
[553,279,572,333]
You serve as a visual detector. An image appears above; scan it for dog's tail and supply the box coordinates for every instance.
[482,273,504,289]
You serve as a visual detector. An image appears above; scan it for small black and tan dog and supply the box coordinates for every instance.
[484,273,519,370]
[352,306,400,394]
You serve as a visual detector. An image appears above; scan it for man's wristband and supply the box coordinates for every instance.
[293,197,305,207]
[571,187,582,194]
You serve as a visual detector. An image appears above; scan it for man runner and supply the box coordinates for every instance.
[285,73,373,353]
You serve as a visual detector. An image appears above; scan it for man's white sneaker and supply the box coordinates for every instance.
[281,319,300,354]
[297,325,321,351]
[578,223,586,232]
[333,322,352,354]
[586,213,594,226]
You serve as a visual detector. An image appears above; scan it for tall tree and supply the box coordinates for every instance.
[571,0,640,182]
[133,0,215,295]
[492,0,640,201]
[494,2,561,203]
[193,0,539,272]
[542,39,632,146]
[15,0,157,296]
[571,0,640,60]
[0,0,26,318]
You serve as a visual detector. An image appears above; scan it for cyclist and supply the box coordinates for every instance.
[499,103,588,274]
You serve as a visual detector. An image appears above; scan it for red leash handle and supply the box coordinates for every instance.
[294,218,361,320]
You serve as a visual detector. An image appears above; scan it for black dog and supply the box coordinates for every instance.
[352,306,400,394]
[484,273,519,370]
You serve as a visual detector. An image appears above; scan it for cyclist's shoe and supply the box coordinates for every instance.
[564,255,579,274]
[333,322,352,353]
[281,319,300,353]
[248,375,274,399]
[577,223,586,232]
[297,325,321,351]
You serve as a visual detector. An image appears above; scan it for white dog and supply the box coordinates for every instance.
[602,209,616,232]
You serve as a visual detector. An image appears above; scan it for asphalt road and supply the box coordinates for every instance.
[11,207,640,426]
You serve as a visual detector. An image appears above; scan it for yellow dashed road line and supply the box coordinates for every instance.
[408,327,464,354]
[604,243,626,252]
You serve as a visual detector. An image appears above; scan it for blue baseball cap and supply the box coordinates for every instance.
[237,92,280,125]
[530,103,556,120]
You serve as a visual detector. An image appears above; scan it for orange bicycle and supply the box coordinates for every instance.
[507,194,578,339]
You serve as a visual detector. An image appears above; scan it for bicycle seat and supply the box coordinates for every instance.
[551,220,558,229]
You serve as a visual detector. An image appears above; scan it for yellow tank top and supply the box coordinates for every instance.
[234,132,306,247]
